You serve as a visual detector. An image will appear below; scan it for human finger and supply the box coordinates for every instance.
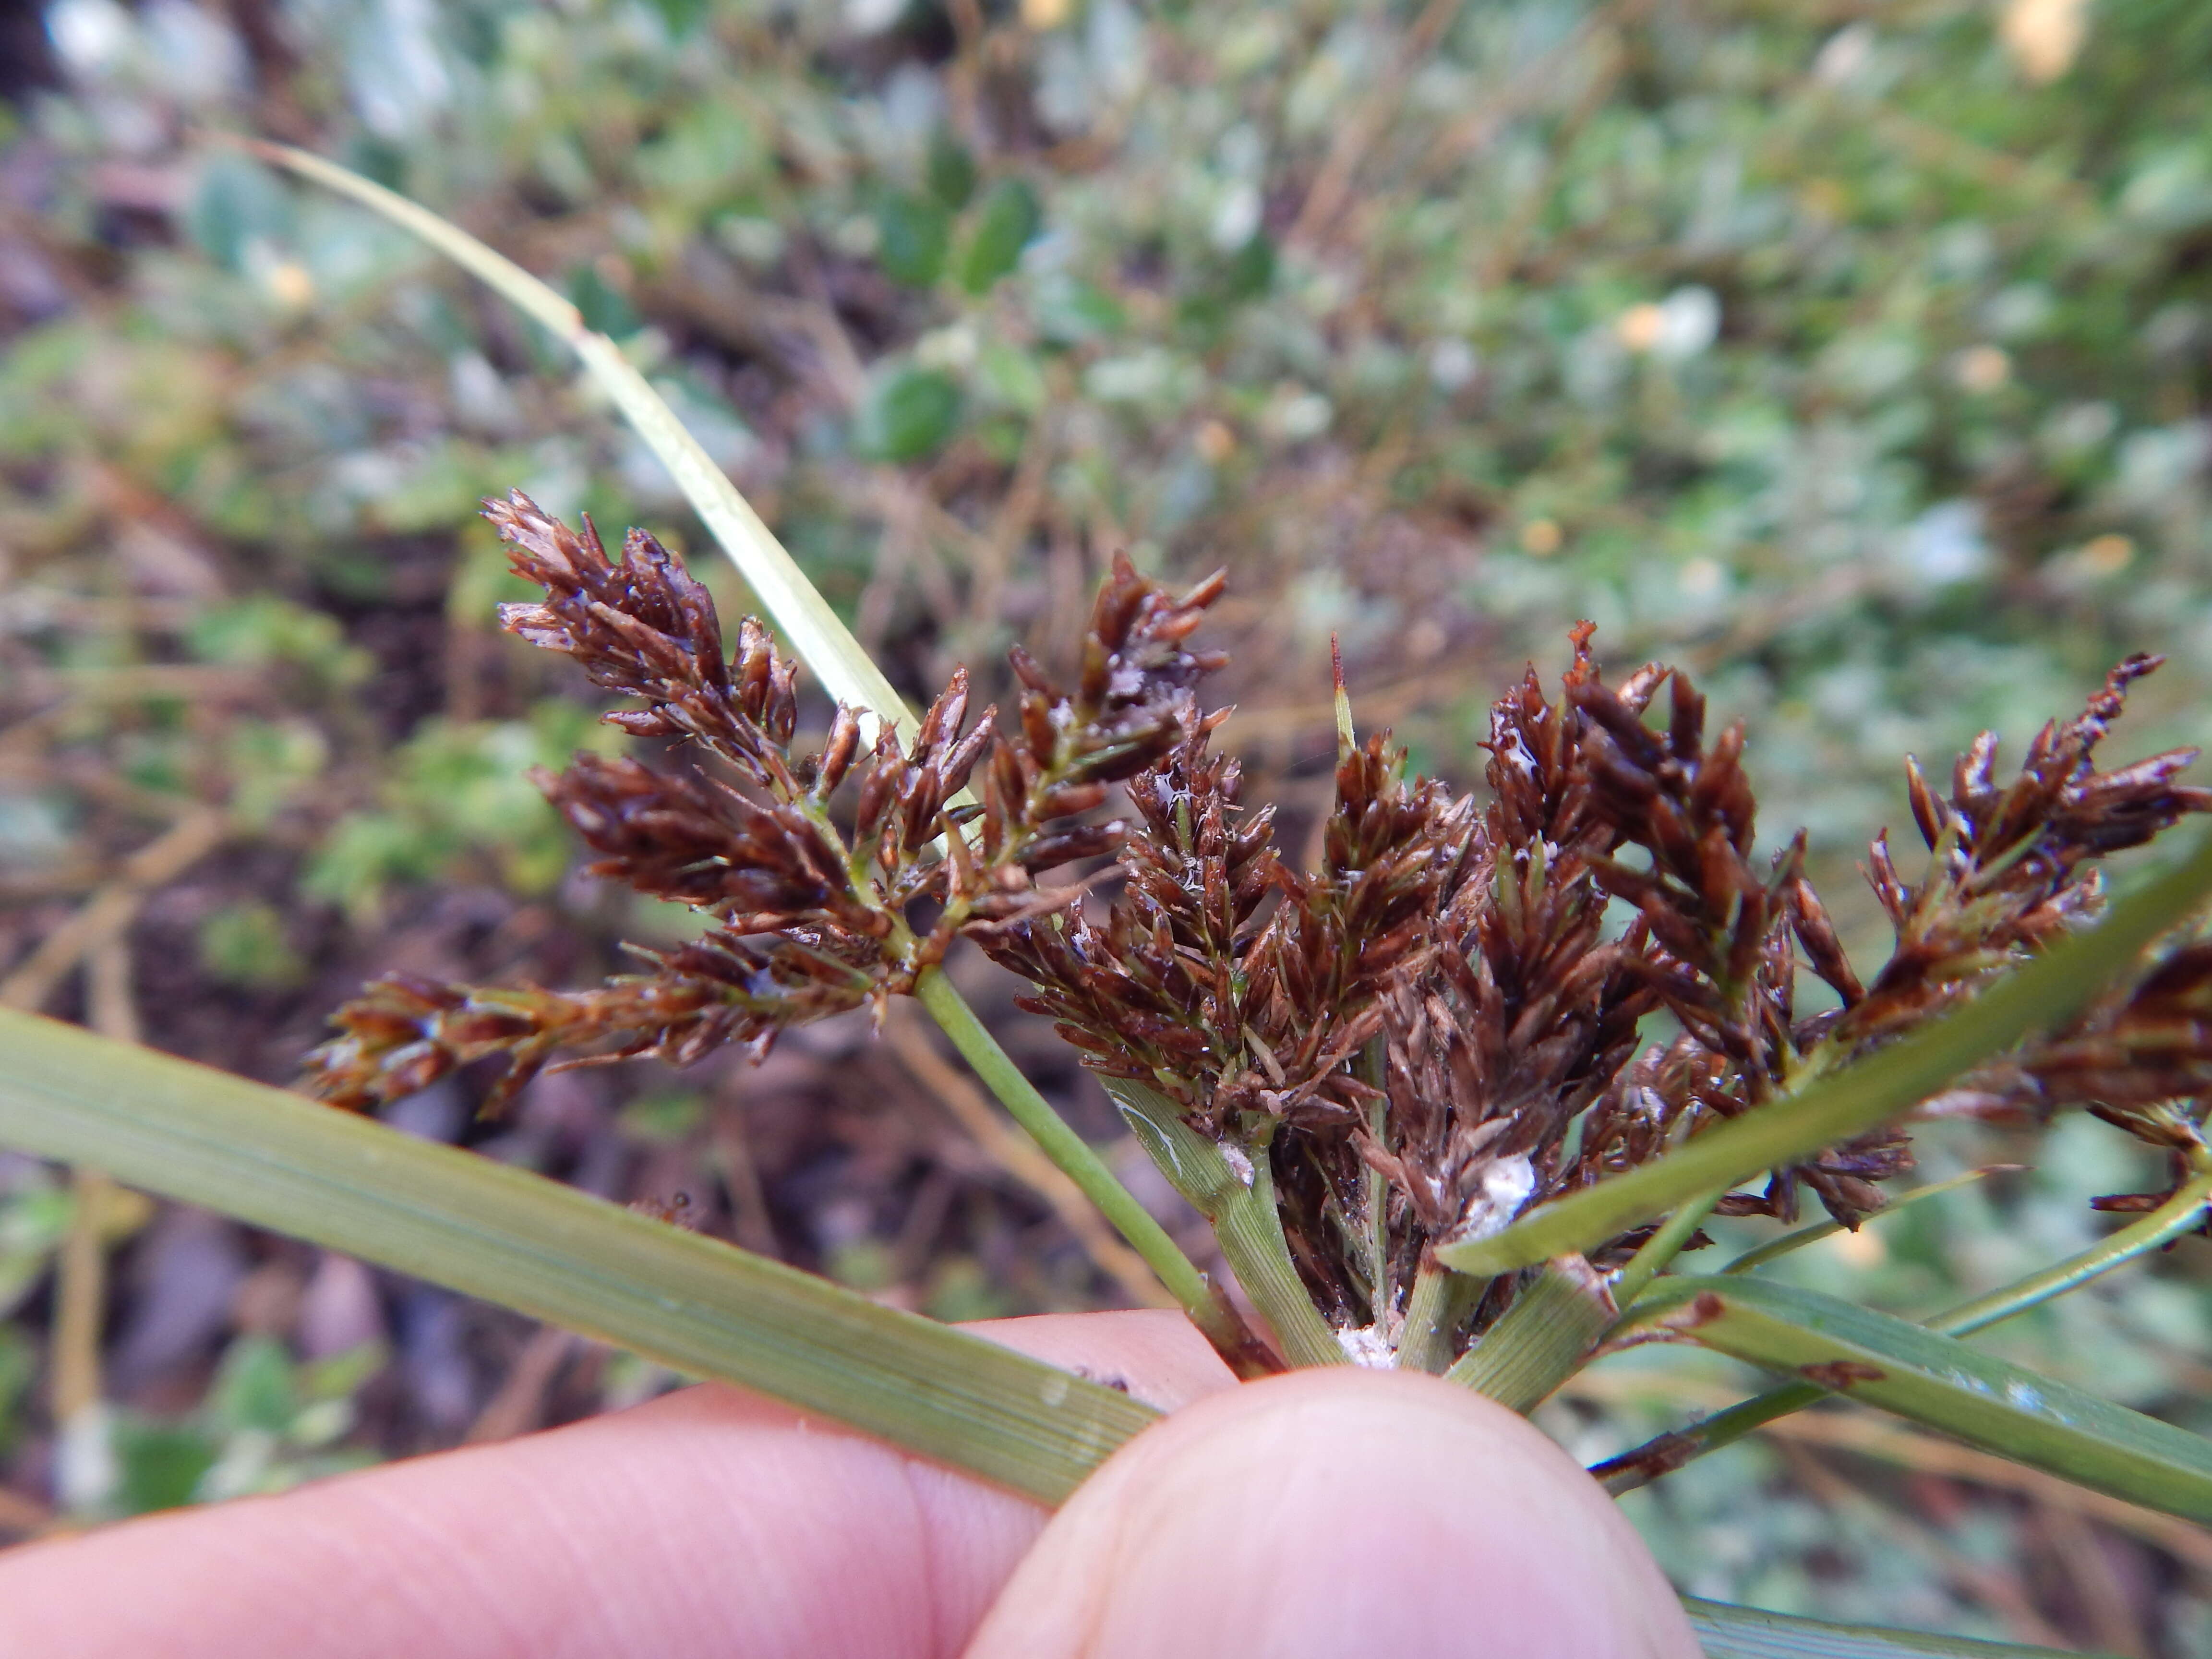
[964,1366,1701,1659]
[0,1308,1229,1659]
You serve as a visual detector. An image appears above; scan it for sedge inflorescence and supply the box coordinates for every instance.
[306,495,2212,1363]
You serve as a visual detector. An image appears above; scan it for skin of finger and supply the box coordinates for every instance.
[0,1310,1228,1659]
[963,1306,1238,1411]
[964,1368,1702,1659]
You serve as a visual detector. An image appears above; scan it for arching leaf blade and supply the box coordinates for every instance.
[1683,1598,2107,1658]
[240,139,913,745]
[0,1007,1155,1503]
[1628,1276,2212,1523]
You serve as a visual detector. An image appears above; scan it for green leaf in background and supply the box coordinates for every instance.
[1683,1598,2104,1658]
[854,365,963,463]
[632,104,762,211]
[876,192,951,288]
[1626,1276,2212,1523]
[301,705,616,921]
[185,595,371,688]
[184,153,293,273]
[564,264,641,339]
[639,0,709,35]
[111,1420,219,1515]
[1032,272,1126,346]
[196,901,307,990]
[208,1335,299,1437]
[957,179,1043,294]
[1178,234,1276,338]
[0,1175,71,1319]
[926,129,977,210]
[0,1325,31,1453]
[1219,232,1275,302]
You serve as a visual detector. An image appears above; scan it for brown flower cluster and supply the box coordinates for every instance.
[991,625,2211,1338]
[303,493,1222,1111]
[306,495,2212,1359]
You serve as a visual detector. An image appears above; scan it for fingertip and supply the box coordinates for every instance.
[0,1379,1043,1659]
[964,1368,1699,1659]
[0,1310,1231,1659]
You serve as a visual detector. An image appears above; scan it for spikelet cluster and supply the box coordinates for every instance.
[306,496,2212,1356]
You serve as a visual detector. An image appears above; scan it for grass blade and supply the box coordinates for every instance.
[1625,1275,2212,1522]
[1683,1598,2104,1658]
[1439,828,2212,1276]
[0,1007,1154,1503]
[1600,1167,2212,1493]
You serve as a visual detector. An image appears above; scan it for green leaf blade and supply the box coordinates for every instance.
[1630,1275,2212,1523]
[0,1008,1154,1504]
[1683,1598,2105,1658]
[875,192,951,288]
[854,365,963,463]
[957,178,1043,293]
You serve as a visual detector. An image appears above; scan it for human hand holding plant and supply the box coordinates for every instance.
[0,1311,1695,1659]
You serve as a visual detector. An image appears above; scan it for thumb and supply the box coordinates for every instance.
[963,1367,1700,1659]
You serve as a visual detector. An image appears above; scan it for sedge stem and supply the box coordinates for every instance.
[1102,1077,1346,1370]
[916,974,1275,1377]
[1396,1260,1482,1374]
[1611,1188,1727,1308]
[1444,1258,1615,1411]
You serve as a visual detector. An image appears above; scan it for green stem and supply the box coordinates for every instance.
[915,974,1273,1376]
[1444,1259,1616,1411]
[1104,1078,1348,1369]
[1395,1260,1482,1374]
[1443,1190,1720,1409]
[1610,1188,1725,1308]
[1225,1152,1350,1368]
[1720,1167,2007,1276]
[1597,1165,2212,1494]
[1935,1161,2212,1338]
[1353,1037,1390,1312]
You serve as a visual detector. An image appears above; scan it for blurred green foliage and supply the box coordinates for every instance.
[5,0,2212,1642]
[197,899,306,988]
[67,1336,386,1521]
[303,704,622,922]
